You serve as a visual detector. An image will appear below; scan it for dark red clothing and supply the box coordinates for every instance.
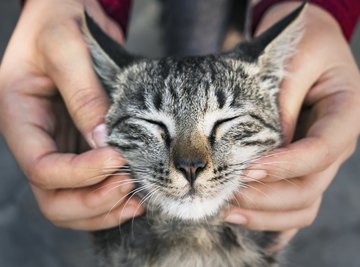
[21,0,133,35]
[98,0,132,34]
[21,0,359,41]
[252,0,360,41]
[99,0,359,42]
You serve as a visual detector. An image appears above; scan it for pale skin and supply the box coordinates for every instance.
[0,0,143,230]
[0,1,359,250]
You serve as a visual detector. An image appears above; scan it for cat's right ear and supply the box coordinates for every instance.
[82,12,137,94]
[226,2,306,80]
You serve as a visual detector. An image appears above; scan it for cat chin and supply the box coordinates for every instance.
[159,180,240,221]
[159,189,233,221]
[161,196,222,220]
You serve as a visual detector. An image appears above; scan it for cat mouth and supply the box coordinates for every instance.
[181,191,200,203]
[185,187,197,197]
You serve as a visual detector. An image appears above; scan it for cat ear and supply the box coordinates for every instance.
[228,1,306,80]
[82,11,137,93]
[254,1,306,79]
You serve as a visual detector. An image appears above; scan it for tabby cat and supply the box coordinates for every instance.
[83,2,305,267]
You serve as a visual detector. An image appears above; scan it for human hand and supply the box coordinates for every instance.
[0,0,143,230]
[224,2,360,249]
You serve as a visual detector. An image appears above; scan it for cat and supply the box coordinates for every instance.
[83,2,305,266]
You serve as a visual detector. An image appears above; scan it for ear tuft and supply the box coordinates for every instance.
[256,1,306,80]
[225,1,306,82]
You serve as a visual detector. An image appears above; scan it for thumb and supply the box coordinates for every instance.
[277,58,317,144]
[43,24,110,148]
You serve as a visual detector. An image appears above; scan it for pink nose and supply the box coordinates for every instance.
[175,159,207,186]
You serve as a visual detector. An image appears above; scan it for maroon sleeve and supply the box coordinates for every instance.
[252,0,360,41]
[21,0,132,35]
[98,0,132,35]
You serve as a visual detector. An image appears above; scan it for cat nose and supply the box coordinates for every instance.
[175,159,207,186]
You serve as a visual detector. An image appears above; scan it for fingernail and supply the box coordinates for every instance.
[92,124,108,148]
[225,213,247,225]
[244,170,267,181]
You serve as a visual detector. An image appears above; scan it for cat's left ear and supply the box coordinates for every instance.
[228,1,306,80]
[82,12,138,94]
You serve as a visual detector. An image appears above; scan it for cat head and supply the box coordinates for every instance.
[83,3,305,220]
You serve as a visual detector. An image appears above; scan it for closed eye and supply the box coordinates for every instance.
[139,118,172,146]
[209,116,240,145]
[111,115,172,146]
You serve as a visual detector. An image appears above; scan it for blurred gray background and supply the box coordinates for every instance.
[0,1,359,266]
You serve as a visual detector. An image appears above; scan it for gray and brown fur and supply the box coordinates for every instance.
[83,2,306,267]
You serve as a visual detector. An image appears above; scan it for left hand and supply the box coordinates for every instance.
[224,3,360,249]
[0,0,142,230]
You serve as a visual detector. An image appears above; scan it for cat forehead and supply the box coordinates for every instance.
[116,57,260,89]
[108,56,268,125]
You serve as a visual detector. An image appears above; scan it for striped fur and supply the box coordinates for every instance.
[84,2,306,267]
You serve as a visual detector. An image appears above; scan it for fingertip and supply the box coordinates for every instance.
[224,212,248,225]
[91,123,109,148]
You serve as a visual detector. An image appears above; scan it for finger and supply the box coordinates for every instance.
[239,143,355,211]
[0,90,123,190]
[277,52,321,144]
[238,159,337,212]
[247,137,331,182]
[225,198,322,231]
[305,90,360,157]
[39,21,110,148]
[32,174,137,222]
[84,0,124,44]
[55,197,144,231]
[31,146,127,189]
[249,100,359,183]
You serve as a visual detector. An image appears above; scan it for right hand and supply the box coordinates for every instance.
[0,0,143,230]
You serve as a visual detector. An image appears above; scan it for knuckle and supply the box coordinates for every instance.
[311,137,332,171]
[67,88,107,128]
[300,214,316,228]
[300,182,323,209]
[37,195,71,224]
[82,187,112,210]
[297,194,315,211]
[51,220,67,228]
[28,157,62,190]
[37,20,85,69]
[28,164,50,190]
[38,20,78,50]
[347,141,357,158]
[37,198,58,222]
[302,195,319,210]
[300,205,319,228]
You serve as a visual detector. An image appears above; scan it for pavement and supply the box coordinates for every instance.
[0,1,359,266]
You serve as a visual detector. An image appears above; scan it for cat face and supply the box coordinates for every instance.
[84,4,304,220]
[105,57,281,219]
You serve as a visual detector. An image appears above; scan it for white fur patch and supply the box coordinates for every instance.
[159,179,241,220]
